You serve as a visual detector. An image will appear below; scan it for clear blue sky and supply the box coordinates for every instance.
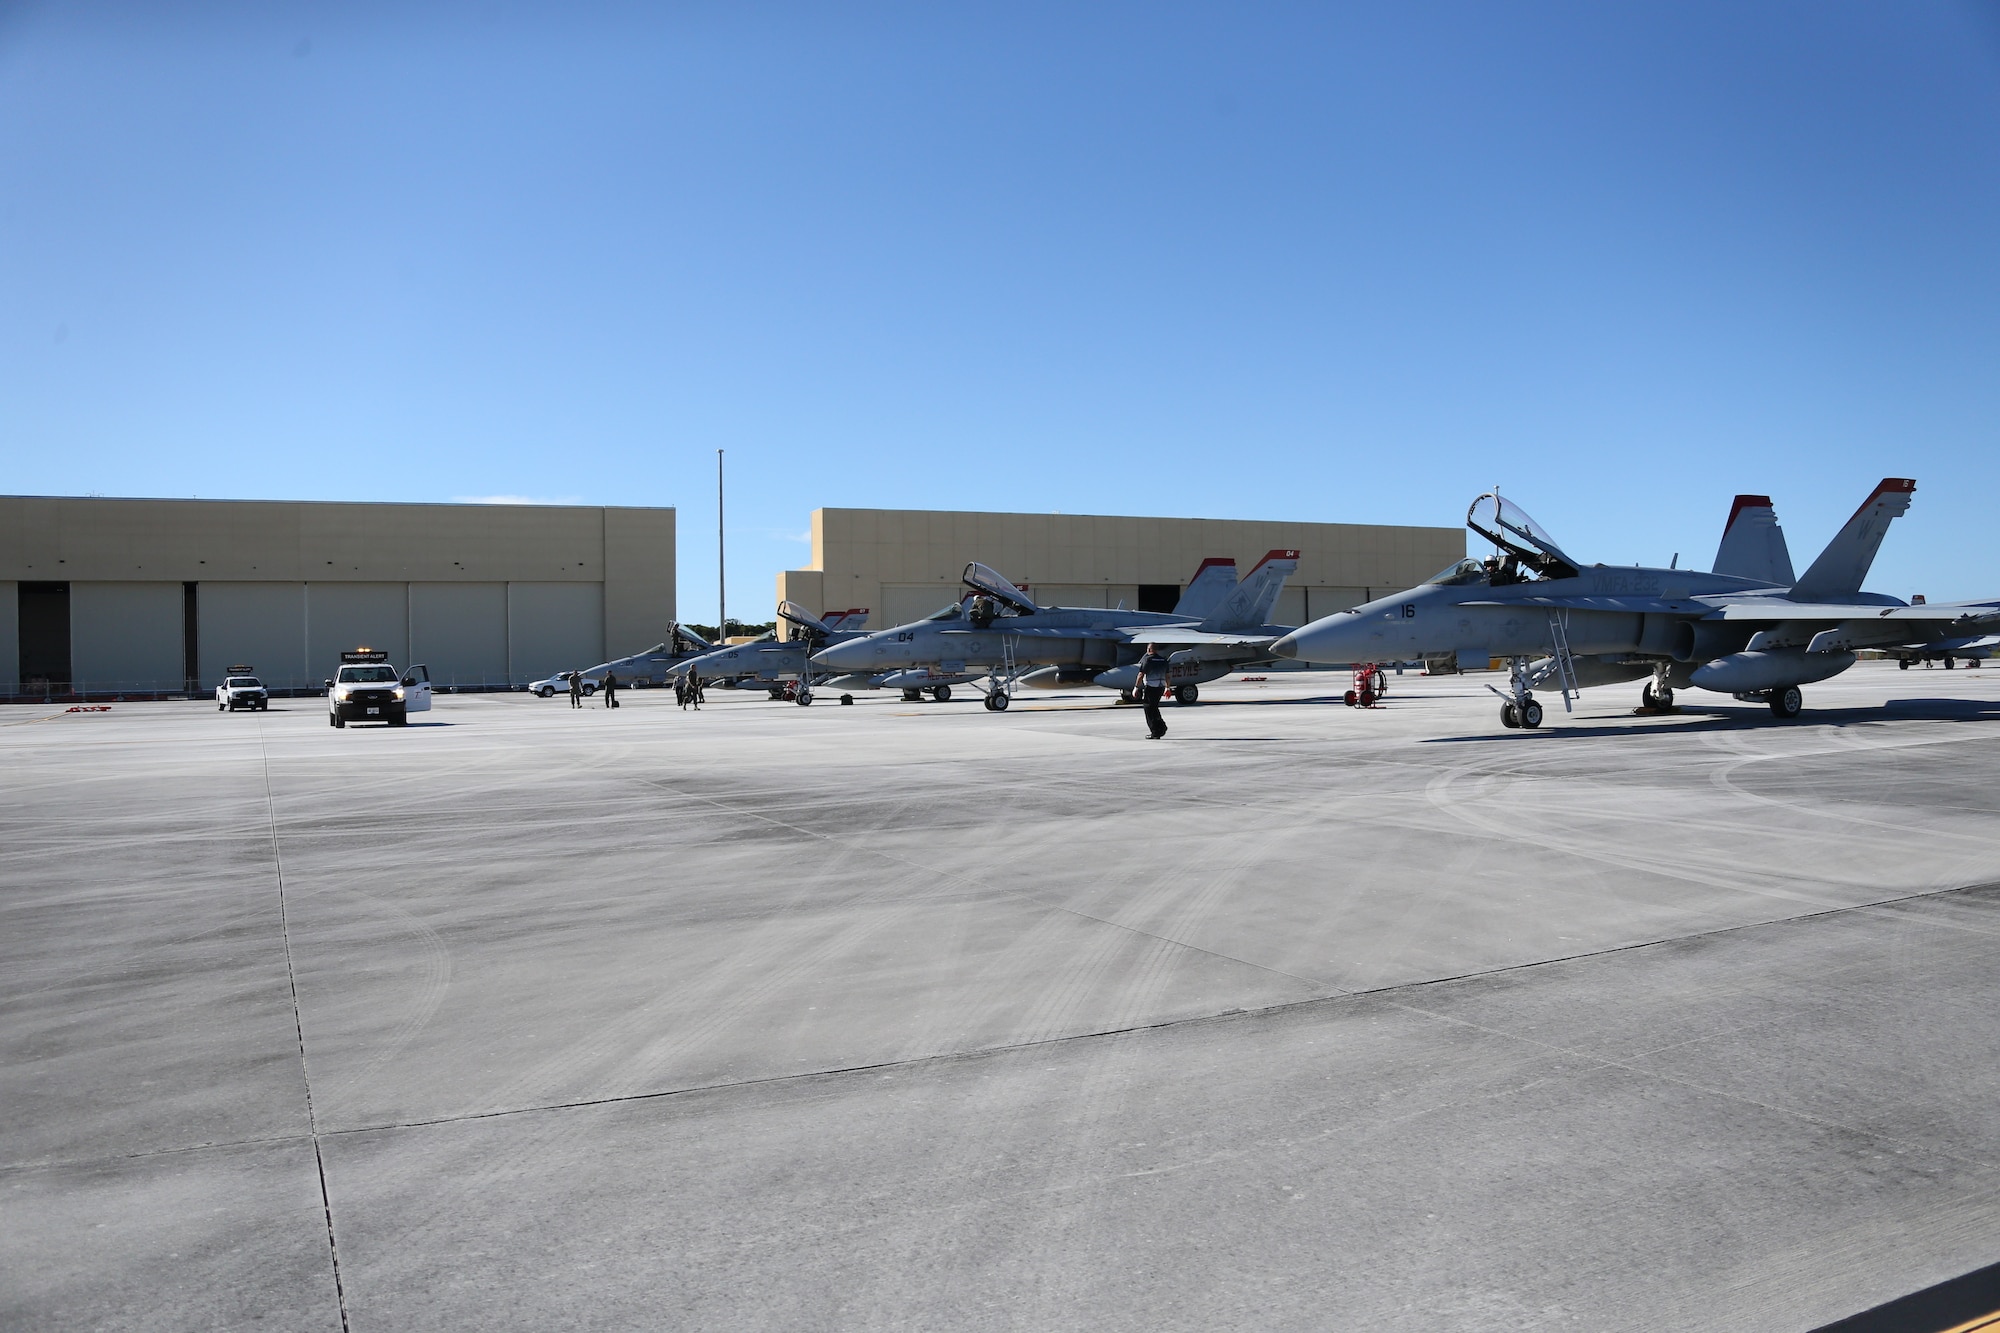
[5,2,1997,614]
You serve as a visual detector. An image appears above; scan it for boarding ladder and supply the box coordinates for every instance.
[1545,609,1580,713]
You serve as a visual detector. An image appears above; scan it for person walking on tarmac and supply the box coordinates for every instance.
[602,672,619,708]
[568,670,584,709]
[1137,643,1170,739]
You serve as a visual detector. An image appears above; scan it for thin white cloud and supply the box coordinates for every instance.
[451,494,586,506]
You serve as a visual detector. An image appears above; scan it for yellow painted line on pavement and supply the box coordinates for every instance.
[1940,1310,2000,1333]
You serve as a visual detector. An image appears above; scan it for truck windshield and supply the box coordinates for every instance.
[226,677,262,688]
[337,666,398,683]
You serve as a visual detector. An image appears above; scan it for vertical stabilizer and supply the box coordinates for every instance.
[1200,550,1301,632]
[821,608,871,632]
[1173,558,1238,619]
[1791,478,1916,600]
[1711,495,1795,586]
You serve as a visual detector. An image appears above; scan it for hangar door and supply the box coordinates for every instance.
[71,583,183,694]
[508,583,603,683]
[200,583,308,692]
[306,583,409,682]
[410,583,508,689]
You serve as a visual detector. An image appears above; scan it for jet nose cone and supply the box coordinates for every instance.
[810,640,862,669]
[1270,632,1302,660]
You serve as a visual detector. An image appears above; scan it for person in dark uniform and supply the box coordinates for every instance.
[568,671,584,709]
[602,672,619,708]
[1137,643,1170,739]
[686,675,703,710]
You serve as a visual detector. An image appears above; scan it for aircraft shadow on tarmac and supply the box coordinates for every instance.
[1419,696,2000,743]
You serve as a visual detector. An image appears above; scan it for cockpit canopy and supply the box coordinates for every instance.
[1466,493,1581,580]
[1423,558,1490,587]
[924,602,964,621]
[777,600,832,637]
[961,562,1039,615]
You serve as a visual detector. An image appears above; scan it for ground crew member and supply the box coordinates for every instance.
[568,671,583,709]
[603,672,619,708]
[1137,643,1169,739]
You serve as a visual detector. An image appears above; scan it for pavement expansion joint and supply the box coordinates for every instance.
[257,720,353,1333]
[289,876,2000,1156]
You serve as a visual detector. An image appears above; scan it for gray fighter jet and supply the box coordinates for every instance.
[1270,479,1999,728]
[810,552,1301,711]
[666,605,867,699]
[1882,595,1997,670]
[556,623,715,693]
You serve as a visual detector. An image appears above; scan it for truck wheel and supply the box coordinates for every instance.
[389,713,407,726]
[332,712,345,728]
[536,686,554,698]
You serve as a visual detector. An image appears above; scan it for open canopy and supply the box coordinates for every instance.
[961,562,1039,615]
[1466,493,1581,580]
[777,600,832,635]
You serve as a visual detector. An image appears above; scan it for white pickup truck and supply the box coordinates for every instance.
[326,650,432,728]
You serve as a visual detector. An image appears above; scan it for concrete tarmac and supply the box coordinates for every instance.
[5,661,2000,1330]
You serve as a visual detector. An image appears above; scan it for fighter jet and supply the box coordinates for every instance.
[1076,549,1302,701]
[810,552,1302,711]
[667,604,871,700]
[1270,478,2000,728]
[557,623,715,693]
[1880,597,1998,670]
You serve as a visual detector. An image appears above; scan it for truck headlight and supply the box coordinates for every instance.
[333,687,352,701]
[392,686,406,700]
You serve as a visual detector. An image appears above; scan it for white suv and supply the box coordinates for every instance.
[326,655,433,728]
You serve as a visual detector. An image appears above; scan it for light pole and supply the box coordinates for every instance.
[716,449,726,641]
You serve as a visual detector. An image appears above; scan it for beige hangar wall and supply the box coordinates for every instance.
[778,508,1465,635]
[1,496,674,696]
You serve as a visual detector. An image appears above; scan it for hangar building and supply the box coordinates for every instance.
[1,496,676,699]
[777,508,1465,634]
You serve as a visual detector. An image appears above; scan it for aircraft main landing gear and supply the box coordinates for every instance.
[1768,685,1803,719]
[901,688,922,702]
[929,685,951,702]
[1172,684,1198,705]
[1641,680,1674,711]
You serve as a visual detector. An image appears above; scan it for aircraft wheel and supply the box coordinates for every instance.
[795,689,813,706]
[1898,659,1910,670]
[1119,689,1135,704]
[1769,685,1802,719]
[1944,657,1955,670]
[901,689,922,702]
[1174,684,1198,705]
[1500,702,1520,728]
[986,692,1010,712]
[1520,699,1544,729]
[930,685,951,702]
[840,694,854,705]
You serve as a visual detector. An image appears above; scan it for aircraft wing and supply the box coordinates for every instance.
[937,626,1132,640]
[1463,596,1701,615]
[1705,601,2000,625]
[1115,627,1280,649]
